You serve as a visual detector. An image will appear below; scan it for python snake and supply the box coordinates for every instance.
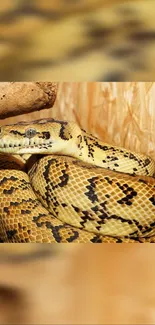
[0,118,154,243]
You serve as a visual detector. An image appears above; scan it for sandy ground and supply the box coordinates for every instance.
[0,244,155,324]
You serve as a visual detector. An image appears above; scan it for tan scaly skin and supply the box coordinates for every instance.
[0,118,154,243]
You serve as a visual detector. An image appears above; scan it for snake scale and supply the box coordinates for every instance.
[0,118,154,243]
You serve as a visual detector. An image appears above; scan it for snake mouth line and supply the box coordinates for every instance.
[0,141,53,150]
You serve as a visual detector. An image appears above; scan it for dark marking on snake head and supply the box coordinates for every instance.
[10,130,24,136]
[59,124,73,141]
[42,131,50,139]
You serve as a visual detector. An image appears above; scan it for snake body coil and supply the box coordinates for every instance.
[0,118,154,243]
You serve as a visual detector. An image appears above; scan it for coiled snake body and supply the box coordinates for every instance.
[0,118,154,243]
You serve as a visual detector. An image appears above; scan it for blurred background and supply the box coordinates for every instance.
[0,0,155,81]
[1,81,155,161]
[0,244,155,324]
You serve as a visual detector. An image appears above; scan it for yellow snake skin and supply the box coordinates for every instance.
[0,118,154,243]
[0,0,155,81]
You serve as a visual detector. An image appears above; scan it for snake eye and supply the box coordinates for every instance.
[25,128,37,138]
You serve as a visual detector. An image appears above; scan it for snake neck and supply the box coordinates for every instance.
[69,129,108,167]
[68,129,155,177]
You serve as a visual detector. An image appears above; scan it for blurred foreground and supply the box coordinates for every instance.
[0,244,155,324]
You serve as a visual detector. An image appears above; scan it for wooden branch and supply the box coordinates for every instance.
[0,82,58,119]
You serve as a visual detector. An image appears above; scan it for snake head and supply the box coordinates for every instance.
[0,118,79,155]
